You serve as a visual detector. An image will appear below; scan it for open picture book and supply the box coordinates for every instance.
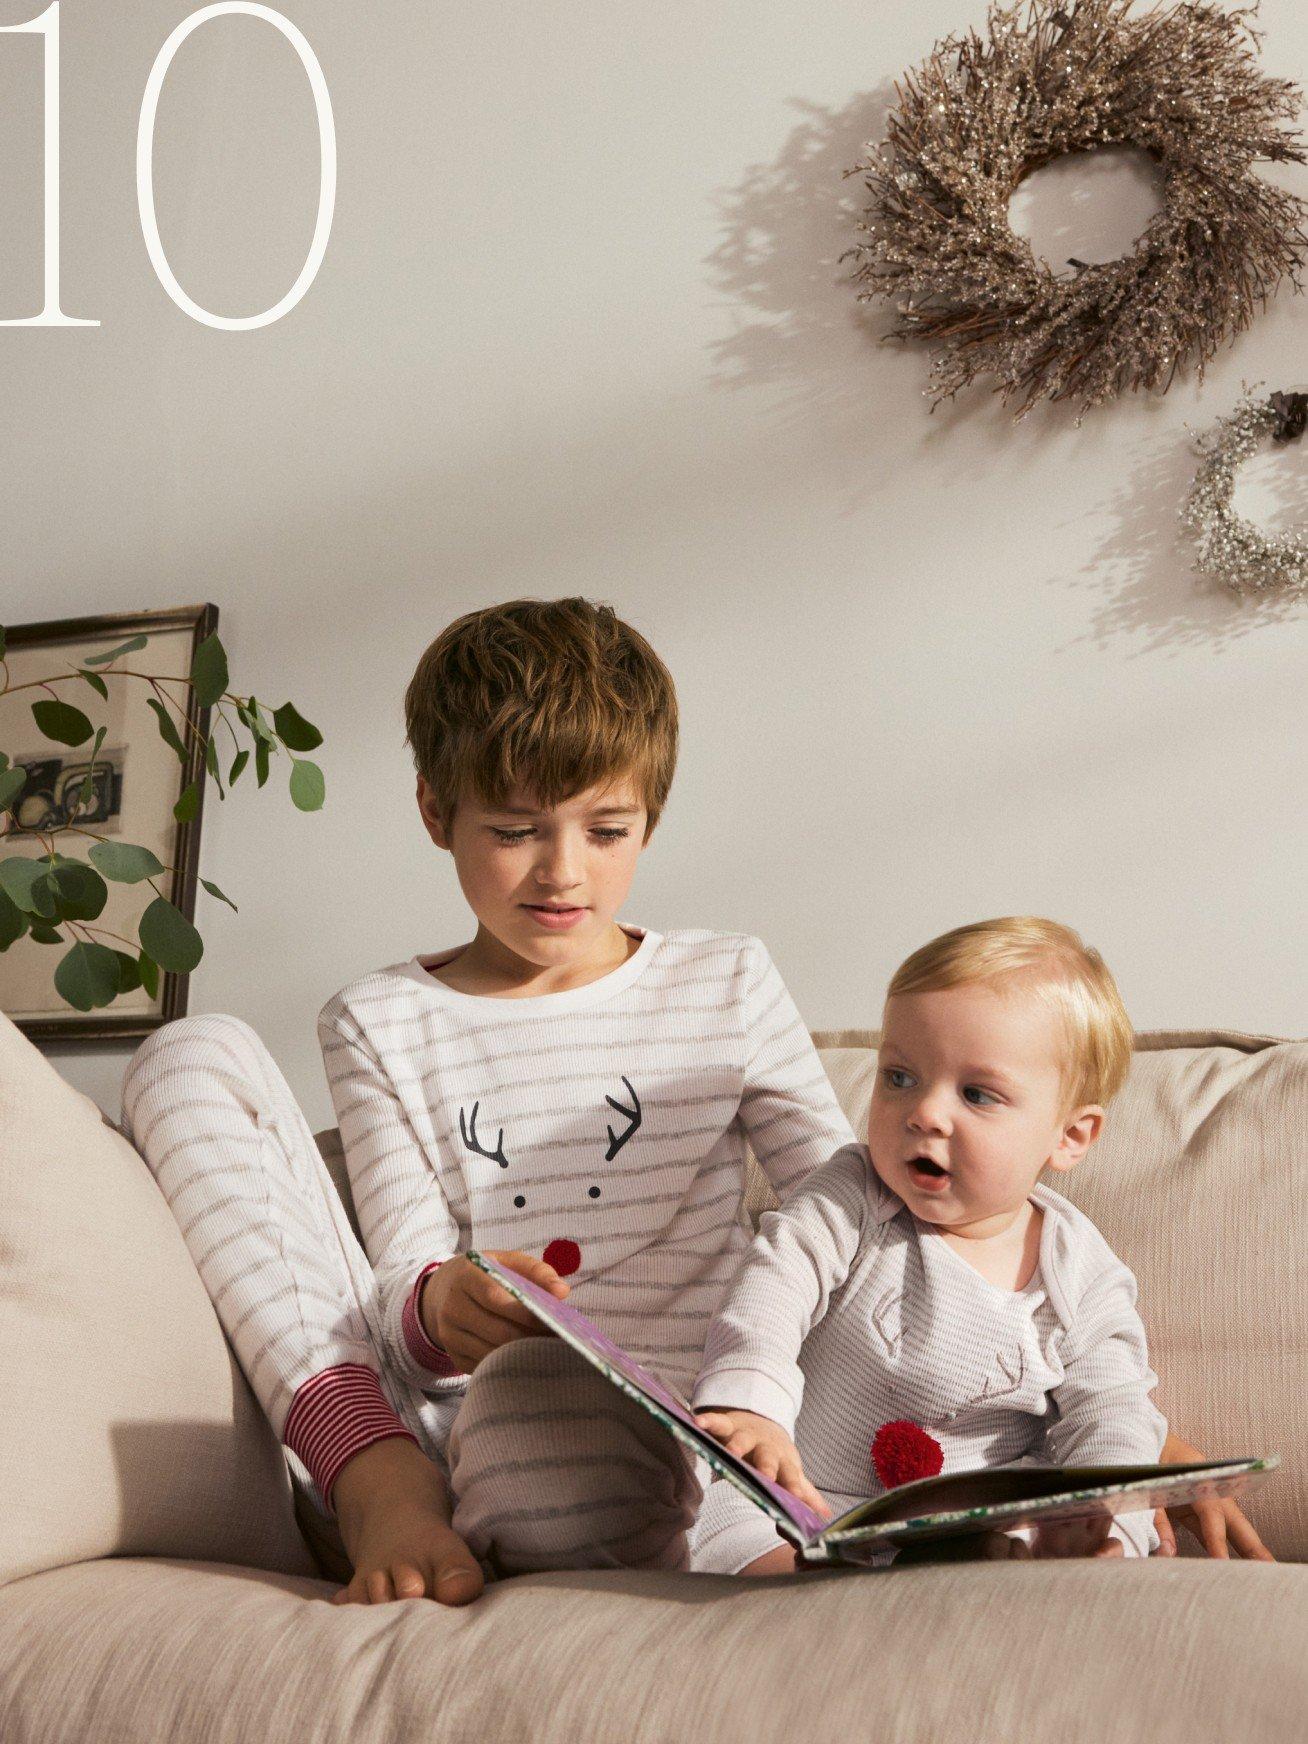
[467,1252,1278,1567]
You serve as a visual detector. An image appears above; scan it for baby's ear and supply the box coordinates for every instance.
[1048,1105,1105,1174]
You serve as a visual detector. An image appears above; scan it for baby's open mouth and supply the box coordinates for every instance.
[908,1156,949,1179]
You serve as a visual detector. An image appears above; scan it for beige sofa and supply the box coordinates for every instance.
[0,1011,1303,1744]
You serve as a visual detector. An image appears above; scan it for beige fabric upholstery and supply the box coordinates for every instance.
[0,1013,315,1586]
[1,1554,1305,1744]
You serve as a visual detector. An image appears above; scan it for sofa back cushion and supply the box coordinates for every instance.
[0,1013,315,1587]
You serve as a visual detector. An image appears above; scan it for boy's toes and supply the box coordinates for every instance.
[392,1563,426,1599]
[431,1546,484,1606]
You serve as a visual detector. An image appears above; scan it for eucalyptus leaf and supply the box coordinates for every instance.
[138,896,203,974]
[255,738,271,787]
[113,950,143,994]
[47,862,108,921]
[138,951,161,999]
[0,888,27,950]
[0,751,7,771]
[0,767,25,814]
[289,758,325,812]
[83,634,147,667]
[32,699,93,747]
[173,782,200,824]
[28,920,64,944]
[0,857,54,916]
[54,940,121,1011]
[204,734,225,797]
[239,696,277,746]
[88,841,165,884]
[190,633,229,709]
[146,696,188,762]
[228,749,249,786]
[200,877,238,913]
[272,702,323,752]
[76,668,110,701]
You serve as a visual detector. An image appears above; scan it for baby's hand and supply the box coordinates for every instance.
[421,1251,569,1374]
[1030,1515,1123,1558]
[694,1408,831,1517]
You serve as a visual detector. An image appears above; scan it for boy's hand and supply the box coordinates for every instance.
[1152,1430,1275,1561]
[694,1407,831,1518]
[421,1251,569,1374]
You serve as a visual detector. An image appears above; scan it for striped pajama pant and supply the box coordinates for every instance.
[119,1013,772,1578]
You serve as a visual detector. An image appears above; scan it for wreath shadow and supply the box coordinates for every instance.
[1061,406,1308,655]
[704,86,901,412]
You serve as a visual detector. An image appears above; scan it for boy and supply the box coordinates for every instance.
[119,601,1265,1605]
[692,918,1167,1571]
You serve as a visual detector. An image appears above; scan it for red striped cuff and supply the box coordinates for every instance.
[402,1260,462,1377]
[283,1364,418,1513]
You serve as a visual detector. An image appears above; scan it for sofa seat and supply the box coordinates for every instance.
[1,1554,1303,1744]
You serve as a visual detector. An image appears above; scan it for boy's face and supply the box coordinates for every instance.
[417,775,649,966]
[866,982,1103,1237]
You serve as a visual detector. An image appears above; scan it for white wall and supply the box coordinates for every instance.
[3,0,1306,1127]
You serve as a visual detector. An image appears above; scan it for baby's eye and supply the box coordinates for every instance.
[883,1067,914,1090]
[963,1086,998,1107]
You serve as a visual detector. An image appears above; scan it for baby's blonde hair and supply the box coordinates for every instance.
[886,917,1134,1110]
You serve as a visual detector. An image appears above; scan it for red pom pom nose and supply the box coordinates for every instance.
[543,1239,581,1277]
[871,1419,945,1489]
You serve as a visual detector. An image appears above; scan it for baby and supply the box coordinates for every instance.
[690,916,1167,1572]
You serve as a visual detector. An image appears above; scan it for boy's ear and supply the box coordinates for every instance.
[1046,1105,1105,1174]
[416,777,451,851]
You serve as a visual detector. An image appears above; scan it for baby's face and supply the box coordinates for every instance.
[867,982,1091,1235]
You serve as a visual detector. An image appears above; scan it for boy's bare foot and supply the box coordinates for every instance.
[329,1436,484,1606]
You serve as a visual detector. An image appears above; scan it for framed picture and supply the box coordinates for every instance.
[0,604,217,1042]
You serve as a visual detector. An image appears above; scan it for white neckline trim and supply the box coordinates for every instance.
[396,926,662,1014]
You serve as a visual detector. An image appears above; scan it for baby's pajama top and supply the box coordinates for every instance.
[692,1144,1168,1561]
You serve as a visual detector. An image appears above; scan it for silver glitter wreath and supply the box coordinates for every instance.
[1181,388,1308,596]
[845,0,1308,419]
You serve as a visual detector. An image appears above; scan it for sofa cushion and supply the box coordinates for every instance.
[1,1554,1304,1744]
[806,1030,1308,1563]
[0,1013,315,1586]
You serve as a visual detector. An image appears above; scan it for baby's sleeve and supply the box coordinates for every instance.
[1045,1252,1168,1557]
[734,936,858,1202]
[318,1003,466,1394]
[692,1145,871,1434]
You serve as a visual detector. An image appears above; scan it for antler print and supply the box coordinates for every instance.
[604,1076,641,1161]
[459,1102,509,1169]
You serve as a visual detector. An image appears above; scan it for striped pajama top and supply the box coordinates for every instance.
[317,926,858,1408]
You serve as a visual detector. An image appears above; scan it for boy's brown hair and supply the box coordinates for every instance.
[405,597,678,836]
[886,916,1134,1110]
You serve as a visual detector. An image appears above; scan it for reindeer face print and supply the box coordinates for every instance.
[458,1077,642,1277]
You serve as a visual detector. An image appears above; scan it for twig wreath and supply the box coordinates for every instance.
[1181,387,1308,595]
[845,0,1308,419]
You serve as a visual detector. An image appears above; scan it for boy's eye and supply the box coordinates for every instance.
[963,1086,998,1107]
[488,826,631,846]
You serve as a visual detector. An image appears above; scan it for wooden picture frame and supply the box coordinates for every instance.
[0,603,217,1042]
